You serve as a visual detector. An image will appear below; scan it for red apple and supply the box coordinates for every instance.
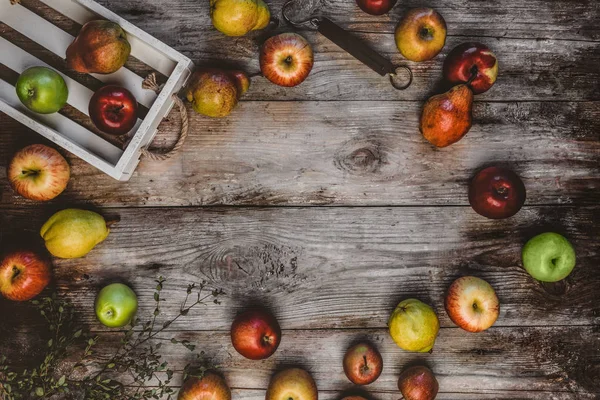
[398,366,438,400]
[395,8,447,62]
[8,144,70,201]
[356,0,397,15]
[231,308,281,360]
[343,342,383,385]
[266,368,318,400]
[89,85,138,135]
[469,166,526,219]
[445,276,499,333]
[0,250,51,301]
[260,33,314,87]
[443,42,498,94]
[178,372,231,400]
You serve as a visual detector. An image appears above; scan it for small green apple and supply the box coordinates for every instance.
[95,283,138,328]
[522,232,576,282]
[16,67,69,114]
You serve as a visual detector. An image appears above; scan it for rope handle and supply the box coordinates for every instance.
[140,73,189,161]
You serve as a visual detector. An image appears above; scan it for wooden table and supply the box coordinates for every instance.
[1,0,599,398]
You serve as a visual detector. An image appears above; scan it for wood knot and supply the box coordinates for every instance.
[334,141,385,176]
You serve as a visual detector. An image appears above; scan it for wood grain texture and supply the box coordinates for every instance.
[1,100,598,207]
[1,206,598,330]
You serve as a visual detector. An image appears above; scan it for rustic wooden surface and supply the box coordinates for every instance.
[1,0,599,399]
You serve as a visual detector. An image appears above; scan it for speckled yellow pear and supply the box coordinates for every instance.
[210,0,271,36]
[40,209,110,259]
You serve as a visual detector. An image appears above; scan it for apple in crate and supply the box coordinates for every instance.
[469,166,526,219]
[0,250,51,301]
[16,67,68,114]
[266,368,318,400]
[356,0,397,15]
[395,8,447,62]
[231,308,281,360]
[95,283,138,328]
[445,276,499,332]
[522,233,576,282]
[260,33,314,87]
[8,144,70,201]
[89,85,138,135]
[443,42,498,94]
[178,372,231,400]
[343,342,383,385]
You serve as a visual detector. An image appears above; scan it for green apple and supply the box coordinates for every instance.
[95,283,138,328]
[16,67,69,114]
[522,232,576,282]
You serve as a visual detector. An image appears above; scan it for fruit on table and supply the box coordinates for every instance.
[445,276,499,332]
[388,298,439,352]
[266,368,318,400]
[185,69,249,117]
[343,342,383,385]
[89,85,138,135]
[8,144,70,202]
[210,0,270,37]
[260,33,314,87]
[469,167,526,219]
[522,233,576,282]
[40,209,110,259]
[398,366,439,400]
[356,0,397,15]
[95,283,138,328]
[420,84,473,148]
[15,67,68,114]
[231,308,281,360]
[178,372,231,400]
[443,42,498,94]
[0,250,51,301]
[395,8,447,62]
[66,20,131,74]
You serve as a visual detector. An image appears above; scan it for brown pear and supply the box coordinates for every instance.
[66,20,131,74]
[420,84,473,148]
[185,69,249,118]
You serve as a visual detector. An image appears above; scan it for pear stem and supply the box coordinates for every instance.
[105,216,121,228]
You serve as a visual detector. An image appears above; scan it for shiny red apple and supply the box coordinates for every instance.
[398,366,438,400]
[443,42,498,94]
[469,166,526,219]
[231,308,281,360]
[0,250,51,301]
[89,85,138,135]
[178,372,231,400]
[445,276,499,333]
[343,342,383,385]
[8,144,70,201]
[356,0,397,15]
[260,33,314,87]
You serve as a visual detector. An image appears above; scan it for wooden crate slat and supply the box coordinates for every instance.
[39,0,178,77]
[1,0,157,108]
[0,79,122,166]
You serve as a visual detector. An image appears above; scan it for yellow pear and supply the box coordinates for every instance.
[40,209,110,259]
[210,0,271,37]
[388,298,440,352]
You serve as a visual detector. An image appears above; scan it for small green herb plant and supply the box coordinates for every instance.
[0,277,224,399]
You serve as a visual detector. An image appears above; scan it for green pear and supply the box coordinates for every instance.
[40,209,110,259]
[210,0,271,36]
[388,298,440,352]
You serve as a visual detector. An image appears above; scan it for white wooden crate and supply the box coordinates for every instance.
[0,0,194,181]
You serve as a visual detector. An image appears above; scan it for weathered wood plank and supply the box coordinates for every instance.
[1,101,598,207]
[1,206,598,329]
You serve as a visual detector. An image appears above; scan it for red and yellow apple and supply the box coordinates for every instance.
[260,33,314,87]
[0,250,51,301]
[445,276,499,332]
[443,42,498,94]
[395,8,447,62]
[343,342,383,385]
[266,368,318,400]
[231,308,281,360]
[356,0,397,15]
[398,366,439,400]
[89,85,138,135]
[178,372,231,400]
[8,144,70,202]
[469,166,526,219]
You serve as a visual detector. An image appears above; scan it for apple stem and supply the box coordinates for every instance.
[467,65,478,85]
[12,266,21,281]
